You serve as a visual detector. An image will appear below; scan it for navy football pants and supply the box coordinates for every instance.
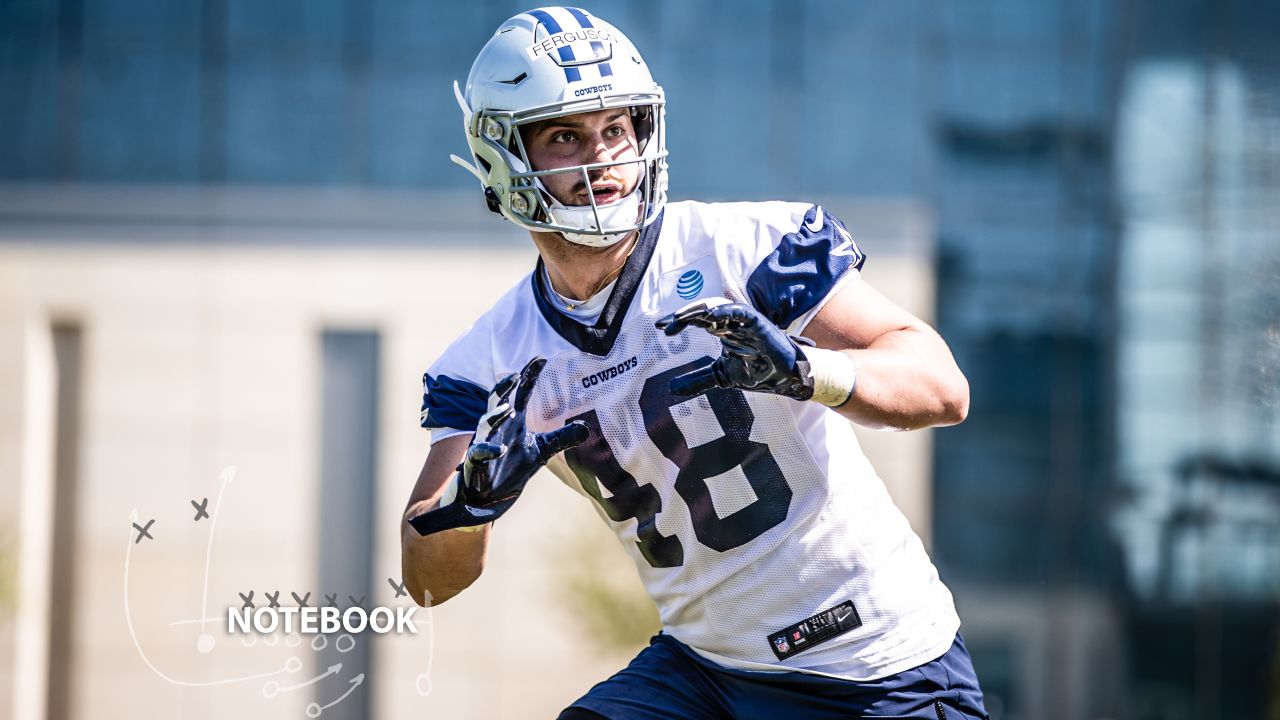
[559,632,989,720]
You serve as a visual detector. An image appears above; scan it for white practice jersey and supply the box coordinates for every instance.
[420,200,960,681]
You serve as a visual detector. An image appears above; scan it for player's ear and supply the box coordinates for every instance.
[631,106,653,152]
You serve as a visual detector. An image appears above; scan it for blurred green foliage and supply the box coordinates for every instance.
[554,523,660,656]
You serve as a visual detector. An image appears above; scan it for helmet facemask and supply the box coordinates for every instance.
[455,89,668,248]
[515,104,663,247]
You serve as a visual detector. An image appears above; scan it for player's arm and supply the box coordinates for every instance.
[803,272,968,431]
[657,296,967,432]
[401,358,588,607]
[400,434,490,607]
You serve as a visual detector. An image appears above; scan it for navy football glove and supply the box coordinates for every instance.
[655,301,816,401]
[407,357,589,536]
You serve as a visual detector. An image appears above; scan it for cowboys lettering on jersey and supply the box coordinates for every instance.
[401,6,987,719]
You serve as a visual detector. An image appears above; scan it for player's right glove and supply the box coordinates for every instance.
[407,357,589,536]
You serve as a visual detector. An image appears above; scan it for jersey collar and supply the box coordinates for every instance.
[532,209,664,357]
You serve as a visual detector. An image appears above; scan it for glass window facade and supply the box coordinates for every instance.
[0,0,931,196]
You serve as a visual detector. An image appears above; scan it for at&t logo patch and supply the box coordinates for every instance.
[676,270,704,299]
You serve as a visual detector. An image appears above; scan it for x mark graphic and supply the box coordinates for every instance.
[387,578,407,598]
[132,519,155,543]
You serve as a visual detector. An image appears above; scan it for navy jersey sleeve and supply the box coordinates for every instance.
[417,318,496,436]
[419,372,487,431]
[745,204,865,332]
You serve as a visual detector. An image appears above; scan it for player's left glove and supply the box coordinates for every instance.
[407,357,590,536]
[655,301,818,401]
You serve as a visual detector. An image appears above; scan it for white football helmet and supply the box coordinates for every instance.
[450,7,668,247]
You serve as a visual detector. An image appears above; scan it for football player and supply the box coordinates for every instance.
[401,7,988,719]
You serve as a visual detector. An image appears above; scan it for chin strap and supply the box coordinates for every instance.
[452,80,474,133]
[450,154,487,185]
[449,81,488,186]
[448,76,646,242]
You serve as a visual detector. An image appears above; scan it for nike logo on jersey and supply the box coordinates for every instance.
[807,206,858,258]
[805,206,825,233]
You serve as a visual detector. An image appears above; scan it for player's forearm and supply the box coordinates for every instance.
[831,328,969,431]
[400,504,491,607]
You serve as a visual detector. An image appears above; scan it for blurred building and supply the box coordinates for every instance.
[1,1,1277,719]
[929,2,1280,719]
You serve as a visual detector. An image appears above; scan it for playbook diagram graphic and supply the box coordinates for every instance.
[124,465,435,716]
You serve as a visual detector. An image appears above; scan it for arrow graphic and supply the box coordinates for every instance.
[305,674,364,718]
[262,663,342,698]
[198,465,236,645]
[167,617,224,626]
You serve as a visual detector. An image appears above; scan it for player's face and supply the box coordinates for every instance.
[522,108,642,207]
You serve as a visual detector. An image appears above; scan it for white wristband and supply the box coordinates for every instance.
[804,347,857,407]
[437,474,487,532]
[437,473,461,508]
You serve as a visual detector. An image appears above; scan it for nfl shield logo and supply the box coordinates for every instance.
[773,636,790,654]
